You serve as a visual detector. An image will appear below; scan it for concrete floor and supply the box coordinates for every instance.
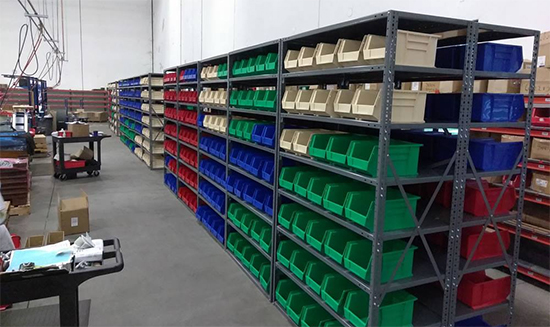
[7,123,550,326]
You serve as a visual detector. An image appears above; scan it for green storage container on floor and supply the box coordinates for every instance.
[323,182,364,216]
[227,232,244,253]
[277,240,301,268]
[286,291,316,325]
[260,228,272,252]
[305,219,340,252]
[344,290,416,327]
[242,248,258,269]
[259,264,271,291]
[278,203,307,229]
[289,250,318,280]
[344,187,419,232]
[241,214,256,235]
[263,90,277,111]
[239,90,255,107]
[235,243,252,262]
[300,304,333,327]
[265,53,278,73]
[251,220,270,243]
[321,273,356,314]
[343,239,416,283]
[255,54,267,74]
[250,254,269,278]
[280,166,308,191]
[253,90,266,108]
[294,171,325,197]
[346,139,422,177]
[323,229,361,264]
[326,135,372,166]
[306,176,337,205]
[292,211,324,240]
[276,279,300,310]
[230,90,243,107]
[305,262,336,295]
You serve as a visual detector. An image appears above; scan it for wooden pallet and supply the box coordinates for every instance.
[8,193,31,217]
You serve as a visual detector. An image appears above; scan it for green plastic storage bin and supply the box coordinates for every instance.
[292,211,323,240]
[242,247,258,269]
[301,304,333,327]
[279,203,306,229]
[259,264,271,291]
[263,90,277,111]
[286,291,315,325]
[305,219,340,252]
[236,121,248,139]
[294,171,324,197]
[265,53,278,73]
[232,60,243,76]
[253,90,266,108]
[260,228,272,252]
[235,59,248,76]
[246,57,257,75]
[228,119,241,136]
[251,220,270,243]
[235,243,252,262]
[326,135,370,166]
[230,90,242,107]
[309,134,343,161]
[344,290,416,327]
[323,182,364,216]
[277,240,301,268]
[323,229,361,264]
[343,239,416,283]
[305,262,336,295]
[279,166,308,191]
[347,139,422,177]
[289,250,317,280]
[322,320,343,327]
[344,187,419,232]
[241,214,256,235]
[227,232,244,253]
[250,254,269,278]
[255,54,267,74]
[239,90,254,107]
[217,63,228,79]
[306,176,337,205]
[321,274,356,314]
[276,279,300,310]
[243,121,258,141]
[228,203,246,227]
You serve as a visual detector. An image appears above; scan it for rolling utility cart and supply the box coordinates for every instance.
[52,134,111,181]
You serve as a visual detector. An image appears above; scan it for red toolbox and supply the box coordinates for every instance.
[461,226,510,260]
[457,271,511,309]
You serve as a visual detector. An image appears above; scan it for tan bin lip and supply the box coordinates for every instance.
[333,89,356,118]
[337,38,367,67]
[284,50,300,71]
[201,67,209,80]
[282,90,299,112]
[295,89,314,112]
[351,89,427,123]
[309,89,338,117]
[207,65,219,79]
[315,40,343,68]
[297,46,318,71]
[280,129,301,151]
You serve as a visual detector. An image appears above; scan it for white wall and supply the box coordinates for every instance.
[0,0,152,90]
[153,0,550,72]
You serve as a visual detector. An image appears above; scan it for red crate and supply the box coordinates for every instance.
[464,180,517,217]
[461,226,510,260]
[532,107,550,127]
[458,271,511,310]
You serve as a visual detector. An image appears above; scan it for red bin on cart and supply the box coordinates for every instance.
[457,270,511,309]
[461,226,510,260]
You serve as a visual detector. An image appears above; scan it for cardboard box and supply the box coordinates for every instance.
[538,31,550,68]
[34,134,47,144]
[46,231,65,245]
[531,172,550,195]
[71,147,94,160]
[25,235,44,248]
[365,83,381,90]
[523,202,550,230]
[421,80,487,93]
[58,190,90,235]
[401,82,421,91]
[501,134,524,143]
[530,138,550,161]
[521,67,550,95]
[91,111,108,122]
[487,79,521,93]
[523,60,532,71]
[67,122,90,137]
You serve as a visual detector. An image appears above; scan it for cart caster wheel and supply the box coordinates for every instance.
[87,171,93,176]
[54,173,60,179]
[92,171,100,177]
[60,174,68,181]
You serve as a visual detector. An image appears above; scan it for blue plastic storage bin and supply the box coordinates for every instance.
[243,183,258,203]
[164,173,177,193]
[470,138,523,171]
[200,137,211,151]
[235,179,251,198]
[261,160,274,184]
[455,316,503,327]
[436,43,523,72]
[425,93,524,122]
[226,174,239,193]
[251,124,267,144]
[229,146,242,165]
[264,193,273,216]
[253,188,270,210]
[261,125,276,148]
[238,150,252,169]
[198,114,206,127]
[250,156,270,177]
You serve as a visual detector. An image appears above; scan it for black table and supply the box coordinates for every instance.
[1,238,124,326]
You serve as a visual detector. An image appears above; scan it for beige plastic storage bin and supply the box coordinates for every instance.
[333,89,356,117]
[134,135,143,146]
[150,91,164,101]
[203,115,215,130]
[142,140,164,154]
[205,90,216,104]
[315,41,343,68]
[337,38,367,66]
[284,50,300,71]
[141,77,163,87]
[351,89,427,123]
[141,90,149,98]
[217,116,228,133]
[199,90,207,103]
[295,89,314,112]
[142,116,163,128]
[215,89,227,104]
[143,153,164,169]
[282,90,299,113]
[309,89,338,117]
[207,65,219,79]
[134,148,144,159]
[142,127,164,140]
[201,67,209,80]
[297,46,317,70]
[292,129,341,156]
[280,129,301,151]
[362,30,440,67]
[149,103,164,115]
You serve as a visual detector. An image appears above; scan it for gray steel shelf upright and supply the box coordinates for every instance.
[160,10,538,327]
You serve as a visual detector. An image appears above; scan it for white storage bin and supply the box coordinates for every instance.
[297,46,317,70]
[201,67,209,80]
[284,50,300,71]
[295,89,314,112]
[362,30,440,67]
[282,90,299,113]
[309,89,338,117]
[337,38,367,66]
[351,89,427,123]
[142,116,163,128]
[142,127,164,140]
[280,129,301,151]
[207,65,219,79]
[211,116,222,131]
[149,103,164,115]
[333,89,356,117]
[315,41,343,68]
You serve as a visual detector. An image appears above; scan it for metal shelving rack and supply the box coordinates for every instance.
[107,82,119,136]
[160,10,539,327]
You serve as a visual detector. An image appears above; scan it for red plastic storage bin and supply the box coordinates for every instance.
[532,107,550,127]
[164,140,177,155]
[165,124,177,137]
[464,180,516,217]
[457,271,511,310]
[461,226,510,260]
[168,158,177,173]
[55,160,85,168]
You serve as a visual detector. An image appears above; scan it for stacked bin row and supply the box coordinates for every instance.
[229,119,276,148]
[232,53,278,77]
[178,186,197,212]
[179,126,198,147]
[227,171,273,216]
[199,159,227,188]
[178,164,197,189]
[229,145,275,184]
[201,64,228,80]
[179,68,197,82]
[197,206,225,243]
[199,180,226,215]
[227,232,271,291]
[199,136,227,161]
[230,89,277,112]
[202,114,228,133]
[228,202,272,253]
